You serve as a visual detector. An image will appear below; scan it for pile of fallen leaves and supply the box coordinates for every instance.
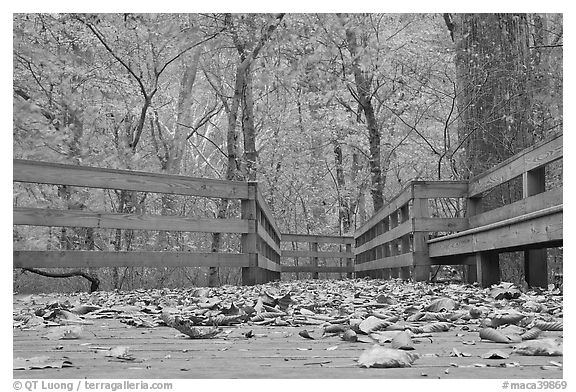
[13,279,563,369]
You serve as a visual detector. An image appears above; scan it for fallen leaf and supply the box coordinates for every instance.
[358,345,417,368]
[14,356,73,370]
[390,331,414,350]
[512,339,563,356]
[299,330,315,340]
[481,350,510,359]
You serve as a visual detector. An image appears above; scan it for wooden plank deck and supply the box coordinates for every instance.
[14,318,562,379]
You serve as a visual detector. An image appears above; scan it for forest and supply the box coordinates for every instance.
[12,13,563,292]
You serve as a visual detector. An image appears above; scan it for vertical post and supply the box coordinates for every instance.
[241,183,261,285]
[346,243,353,279]
[412,197,431,281]
[476,251,500,287]
[523,167,547,287]
[464,196,483,283]
[311,241,319,279]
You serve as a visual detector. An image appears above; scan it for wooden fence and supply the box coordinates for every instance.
[428,132,563,287]
[13,160,282,285]
[280,234,354,277]
[354,181,469,281]
[354,132,562,287]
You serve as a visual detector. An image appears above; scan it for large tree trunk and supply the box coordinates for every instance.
[451,13,534,179]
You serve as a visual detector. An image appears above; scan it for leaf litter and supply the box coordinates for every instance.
[14,279,562,370]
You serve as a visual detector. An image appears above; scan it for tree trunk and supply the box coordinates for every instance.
[451,13,534,179]
[343,22,385,212]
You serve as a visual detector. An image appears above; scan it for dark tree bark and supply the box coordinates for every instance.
[450,13,535,178]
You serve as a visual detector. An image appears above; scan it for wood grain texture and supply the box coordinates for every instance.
[14,318,561,379]
[354,220,413,254]
[14,159,249,199]
[355,184,414,238]
[354,253,415,271]
[14,207,252,233]
[428,208,563,257]
[13,251,251,268]
[281,250,355,258]
[468,133,562,197]
[468,188,562,228]
[412,181,469,198]
[281,233,355,244]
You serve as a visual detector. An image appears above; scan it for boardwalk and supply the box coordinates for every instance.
[13,287,563,379]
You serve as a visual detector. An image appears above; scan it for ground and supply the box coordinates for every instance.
[13,279,563,379]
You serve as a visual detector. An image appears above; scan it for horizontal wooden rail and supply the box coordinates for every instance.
[468,187,562,228]
[354,220,412,254]
[281,250,354,258]
[14,159,249,199]
[14,207,253,233]
[468,133,562,197]
[281,233,355,244]
[412,181,469,198]
[14,251,252,269]
[354,253,417,271]
[282,265,354,273]
[428,205,563,244]
[355,184,413,238]
[428,206,563,258]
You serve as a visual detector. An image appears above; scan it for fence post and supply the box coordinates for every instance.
[241,182,263,285]
[311,241,319,279]
[412,197,431,281]
[523,167,548,288]
[346,243,353,279]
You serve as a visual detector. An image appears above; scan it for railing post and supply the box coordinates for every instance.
[311,241,319,279]
[399,203,411,280]
[463,196,484,284]
[346,243,353,279]
[241,182,263,285]
[412,197,431,281]
[523,167,548,288]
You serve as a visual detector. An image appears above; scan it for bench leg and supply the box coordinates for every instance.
[524,249,548,288]
[476,252,500,287]
[464,263,477,283]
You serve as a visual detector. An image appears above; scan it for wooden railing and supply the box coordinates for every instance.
[280,234,354,277]
[353,181,469,281]
[13,160,282,285]
[354,131,562,287]
[428,132,563,287]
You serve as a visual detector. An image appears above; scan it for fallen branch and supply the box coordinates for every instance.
[22,268,100,293]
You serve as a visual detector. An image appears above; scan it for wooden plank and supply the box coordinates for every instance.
[468,187,562,228]
[468,133,562,197]
[429,205,562,244]
[428,209,563,257]
[257,254,282,272]
[257,222,281,255]
[280,233,355,244]
[14,159,249,199]
[413,217,469,233]
[281,265,354,273]
[281,250,355,258]
[355,184,414,238]
[13,251,250,268]
[412,181,469,198]
[354,253,415,271]
[354,220,413,254]
[254,186,281,238]
[14,207,252,233]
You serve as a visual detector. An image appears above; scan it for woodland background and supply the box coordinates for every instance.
[12,13,563,293]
